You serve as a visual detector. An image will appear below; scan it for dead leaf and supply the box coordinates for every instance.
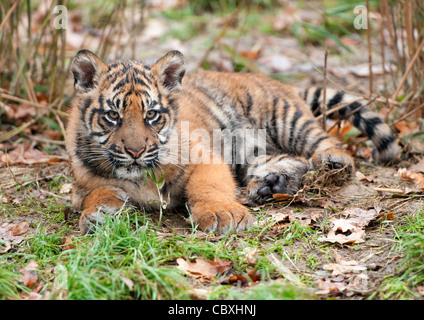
[62,235,76,251]
[226,269,261,285]
[331,218,358,233]
[323,260,367,276]
[316,278,347,295]
[342,208,379,228]
[398,167,424,189]
[318,228,365,244]
[0,221,29,246]
[59,183,72,194]
[272,193,299,202]
[409,159,424,174]
[355,171,374,183]
[394,120,418,137]
[176,257,232,280]
[241,247,258,266]
[20,259,39,289]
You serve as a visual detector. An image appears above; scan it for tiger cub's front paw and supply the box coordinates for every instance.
[79,204,123,234]
[190,201,256,234]
[78,187,128,234]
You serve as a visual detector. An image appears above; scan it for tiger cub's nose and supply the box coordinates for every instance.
[124,146,145,159]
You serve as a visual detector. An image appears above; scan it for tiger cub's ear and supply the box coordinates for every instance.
[71,50,107,93]
[151,50,186,94]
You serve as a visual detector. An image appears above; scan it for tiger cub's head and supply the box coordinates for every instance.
[70,50,185,180]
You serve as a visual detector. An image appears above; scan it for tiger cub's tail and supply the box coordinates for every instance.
[296,87,399,164]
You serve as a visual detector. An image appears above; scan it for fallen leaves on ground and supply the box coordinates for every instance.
[176,257,232,281]
[0,221,29,252]
[398,167,424,190]
[19,259,39,289]
[0,143,68,167]
[316,252,370,296]
[318,208,379,245]
[62,235,76,251]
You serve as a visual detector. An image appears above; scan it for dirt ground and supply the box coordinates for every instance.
[1,159,423,299]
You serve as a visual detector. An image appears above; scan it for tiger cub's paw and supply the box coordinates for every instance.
[79,187,128,234]
[247,158,308,206]
[190,201,256,234]
[310,149,354,176]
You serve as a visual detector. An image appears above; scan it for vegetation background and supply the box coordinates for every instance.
[0,0,423,300]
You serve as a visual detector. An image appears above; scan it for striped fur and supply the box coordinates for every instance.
[66,50,398,234]
[298,87,399,164]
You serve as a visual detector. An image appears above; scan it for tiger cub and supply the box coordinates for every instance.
[66,50,398,234]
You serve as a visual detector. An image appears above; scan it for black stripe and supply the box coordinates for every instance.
[375,135,395,152]
[311,87,322,116]
[297,126,316,156]
[363,116,383,139]
[293,119,314,154]
[327,92,344,109]
[307,135,329,158]
[303,88,309,101]
[288,110,302,153]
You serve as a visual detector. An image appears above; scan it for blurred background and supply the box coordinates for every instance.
[0,0,423,166]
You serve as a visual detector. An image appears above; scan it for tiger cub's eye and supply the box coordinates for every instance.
[146,110,157,119]
[107,110,119,120]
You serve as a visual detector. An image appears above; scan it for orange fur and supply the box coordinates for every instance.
[66,50,359,234]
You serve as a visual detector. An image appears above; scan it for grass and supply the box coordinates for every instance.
[0,178,319,300]
[372,209,424,299]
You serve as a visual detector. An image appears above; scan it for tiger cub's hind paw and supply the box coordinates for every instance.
[246,157,308,206]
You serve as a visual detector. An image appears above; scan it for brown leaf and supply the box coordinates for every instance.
[59,183,72,194]
[318,228,365,245]
[398,168,424,189]
[272,193,299,202]
[394,120,418,137]
[409,159,424,174]
[323,260,367,276]
[0,221,29,245]
[176,257,232,280]
[62,235,76,251]
[316,278,347,295]
[20,259,39,289]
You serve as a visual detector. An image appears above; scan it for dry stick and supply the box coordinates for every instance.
[391,37,424,101]
[379,4,387,95]
[312,65,402,108]
[325,96,379,134]
[393,103,424,125]
[366,0,373,96]
[0,91,68,118]
[404,0,417,94]
[321,49,328,131]
[0,0,21,32]
[315,98,363,121]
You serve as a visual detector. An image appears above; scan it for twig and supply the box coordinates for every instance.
[373,187,404,193]
[325,96,379,134]
[391,37,424,100]
[0,0,21,32]
[366,0,373,96]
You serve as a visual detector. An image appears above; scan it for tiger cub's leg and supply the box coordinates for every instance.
[246,142,354,206]
[246,154,309,206]
[78,186,128,234]
[185,163,256,233]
